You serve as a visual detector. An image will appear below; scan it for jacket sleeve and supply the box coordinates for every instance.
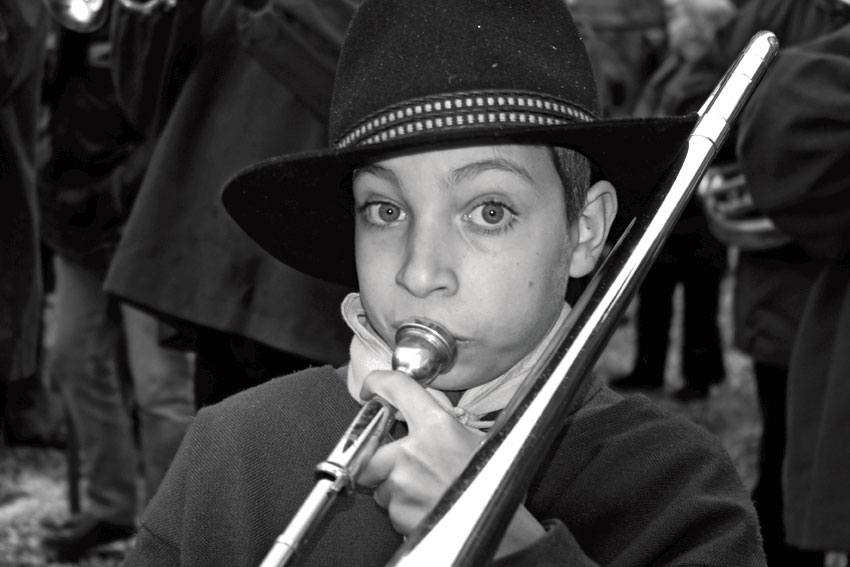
[232,0,362,122]
[737,24,850,264]
[508,390,766,566]
[493,521,603,567]
[0,0,47,104]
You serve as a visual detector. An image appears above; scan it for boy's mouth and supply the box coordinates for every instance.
[389,321,470,347]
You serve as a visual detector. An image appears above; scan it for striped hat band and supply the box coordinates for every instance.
[334,90,595,149]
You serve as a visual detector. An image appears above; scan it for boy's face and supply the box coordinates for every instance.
[353,144,592,392]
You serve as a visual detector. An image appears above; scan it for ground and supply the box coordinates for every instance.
[0,276,762,566]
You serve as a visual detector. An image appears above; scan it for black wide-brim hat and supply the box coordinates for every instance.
[222,0,697,287]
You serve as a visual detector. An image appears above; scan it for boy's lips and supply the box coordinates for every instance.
[390,320,471,346]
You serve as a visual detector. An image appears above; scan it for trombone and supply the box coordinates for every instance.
[262,30,779,567]
[42,0,177,33]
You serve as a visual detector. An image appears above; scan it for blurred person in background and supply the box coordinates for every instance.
[609,0,734,401]
[738,22,850,567]
[699,162,822,566]
[567,0,667,118]
[633,0,738,118]
[0,0,49,444]
[104,0,359,411]
[36,12,195,562]
[668,0,850,563]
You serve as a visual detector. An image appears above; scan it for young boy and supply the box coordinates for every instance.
[123,0,766,565]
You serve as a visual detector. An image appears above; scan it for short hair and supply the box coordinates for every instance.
[549,146,592,223]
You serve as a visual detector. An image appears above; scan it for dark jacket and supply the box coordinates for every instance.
[0,0,47,382]
[738,23,850,550]
[103,0,358,360]
[672,0,850,117]
[38,25,146,274]
[732,246,820,367]
[124,366,765,567]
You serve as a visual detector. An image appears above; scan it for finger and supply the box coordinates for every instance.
[357,438,400,488]
[372,479,391,509]
[387,498,420,536]
[374,479,425,536]
[361,370,451,431]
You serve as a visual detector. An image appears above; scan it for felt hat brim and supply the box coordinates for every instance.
[222,114,697,287]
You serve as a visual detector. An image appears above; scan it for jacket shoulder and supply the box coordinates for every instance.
[528,386,763,565]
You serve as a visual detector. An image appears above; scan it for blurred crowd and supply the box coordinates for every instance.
[1,0,848,565]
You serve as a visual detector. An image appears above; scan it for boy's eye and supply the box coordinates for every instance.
[479,203,505,224]
[377,203,402,223]
[464,200,516,230]
[359,201,408,226]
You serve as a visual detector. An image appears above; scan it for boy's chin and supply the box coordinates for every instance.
[429,367,497,393]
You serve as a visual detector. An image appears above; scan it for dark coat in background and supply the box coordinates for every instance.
[38,25,147,276]
[103,0,357,363]
[672,0,850,115]
[0,0,47,383]
[674,0,850,366]
[738,23,850,551]
[662,4,850,561]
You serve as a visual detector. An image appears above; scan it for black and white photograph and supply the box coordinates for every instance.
[2,0,849,565]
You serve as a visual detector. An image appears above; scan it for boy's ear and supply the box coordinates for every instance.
[569,180,618,278]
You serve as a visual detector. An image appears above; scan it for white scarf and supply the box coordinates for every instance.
[341,293,570,430]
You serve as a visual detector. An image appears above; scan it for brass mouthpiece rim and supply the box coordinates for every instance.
[395,318,458,374]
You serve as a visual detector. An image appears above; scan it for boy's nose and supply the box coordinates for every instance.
[395,224,458,298]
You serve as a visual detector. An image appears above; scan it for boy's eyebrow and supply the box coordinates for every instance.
[352,157,534,190]
[352,164,400,186]
[448,158,535,187]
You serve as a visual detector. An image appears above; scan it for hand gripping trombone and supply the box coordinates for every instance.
[259,319,457,567]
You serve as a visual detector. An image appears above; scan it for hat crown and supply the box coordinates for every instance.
[223,0,696,288]
[329,0,600,146]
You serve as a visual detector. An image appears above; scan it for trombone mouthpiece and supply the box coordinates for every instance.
[392,319,457,385]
